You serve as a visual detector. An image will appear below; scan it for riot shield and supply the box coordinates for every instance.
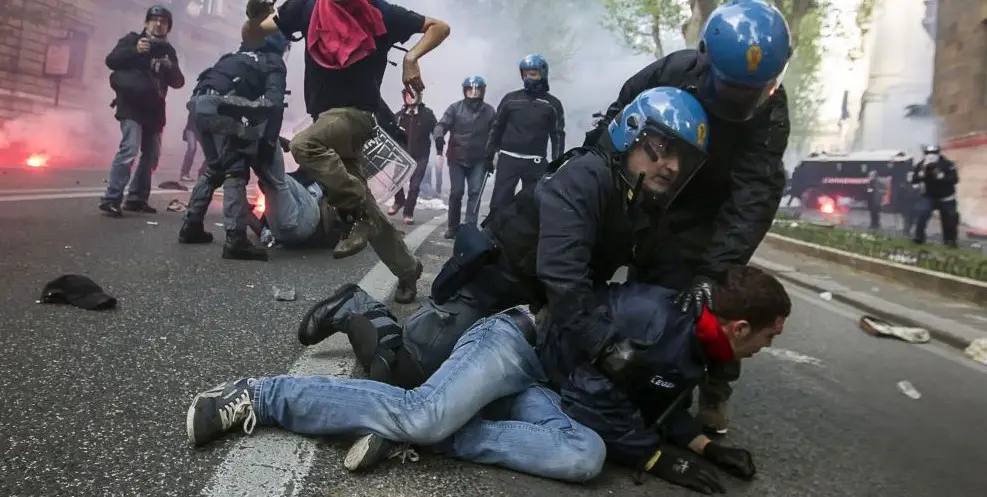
[287,117,415,206]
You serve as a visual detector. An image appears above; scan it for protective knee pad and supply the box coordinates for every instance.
[368,334,428,389]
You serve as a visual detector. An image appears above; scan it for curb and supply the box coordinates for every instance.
[762,233,987,305]
[751,258,975,351]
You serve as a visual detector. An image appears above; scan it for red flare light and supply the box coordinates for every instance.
[26,154,48,168]
[818,195,836,214]
[253,191,266,214]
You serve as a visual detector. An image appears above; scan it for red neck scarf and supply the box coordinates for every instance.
[308,0,387,70]
[695,307,735,362]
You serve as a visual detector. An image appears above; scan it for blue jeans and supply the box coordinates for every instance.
[260,148,321,244]
[102,119,161,204]
[252,313,606,483]
[448,160,487,229]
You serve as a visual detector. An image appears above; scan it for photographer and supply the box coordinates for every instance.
[911,144,960,247]
[99,5,184,217]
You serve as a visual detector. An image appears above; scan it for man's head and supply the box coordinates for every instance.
[696,0,792,122]
[402,88,421,106]
[711,266,791,359]
[462,75,486,101]
[607,87,710,207]
[922,144,941,164]
[518,54,549,92]
[144,5,173,38]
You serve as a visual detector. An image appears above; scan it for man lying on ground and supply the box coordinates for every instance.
[187,266,789,492]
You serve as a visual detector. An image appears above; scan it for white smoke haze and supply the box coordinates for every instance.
[0,1,650,172]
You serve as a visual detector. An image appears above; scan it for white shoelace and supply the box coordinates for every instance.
[386,444,420,464]
[219,390,257,435]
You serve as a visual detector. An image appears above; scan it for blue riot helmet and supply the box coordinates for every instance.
[519,54,549,91]
[608,87,710,207]
[462,75,486,100]
[697,0,792,122]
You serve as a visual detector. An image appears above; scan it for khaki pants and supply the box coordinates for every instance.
[289,108,418,280]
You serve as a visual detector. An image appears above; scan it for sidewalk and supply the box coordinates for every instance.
[751,242,987,350]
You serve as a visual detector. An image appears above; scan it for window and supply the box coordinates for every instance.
[204,0,225,17]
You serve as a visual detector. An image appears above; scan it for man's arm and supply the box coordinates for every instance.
[432,103,456,155]
[261,63,288,144]
[484,95,510,167]
[536,157,615,358]
[165,50,185,89]
[105,33,142,71]
[403,16,450,64]
[549,95,566,160]
[698,87,790,277]
[943,159,959,185]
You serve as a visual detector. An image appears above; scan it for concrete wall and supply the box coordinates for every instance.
[857,0,939,153]
[932,0,987,231]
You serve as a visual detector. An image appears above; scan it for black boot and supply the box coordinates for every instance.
[179,221,214,244]
[222,230,268,261]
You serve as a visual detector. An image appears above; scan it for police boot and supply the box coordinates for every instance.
[333,209,375,259]
[222,229,268,261]
[178,220,214,244]
[393,259,423,304]
[297,283,402,349]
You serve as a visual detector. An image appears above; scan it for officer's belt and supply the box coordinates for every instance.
[502,307,537,346]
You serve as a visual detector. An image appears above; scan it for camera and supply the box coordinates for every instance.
[148,38,172,58]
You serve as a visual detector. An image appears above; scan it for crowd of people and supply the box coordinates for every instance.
[100,0,802,493]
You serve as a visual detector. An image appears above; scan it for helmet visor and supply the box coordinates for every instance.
[626,128,708,208]
[702,66,786,122]
[464,86,483,99]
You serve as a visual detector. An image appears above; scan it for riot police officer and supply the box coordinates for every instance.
[177,32,290,260]
[582,0,793,435]
[298,87,710,391]
[912,144,960,247]
[485,54,566,214]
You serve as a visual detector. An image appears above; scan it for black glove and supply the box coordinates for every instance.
[704,442,756,480]
[645,444,725,494]
[484,158,495,174]
[675,275,716,318]
[279,136,291,152]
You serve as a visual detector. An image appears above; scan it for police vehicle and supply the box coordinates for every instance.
[788,150,915,215]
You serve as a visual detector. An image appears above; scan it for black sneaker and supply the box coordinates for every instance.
[296,283,362,346]
[123,201,157,213]
[186,378,258,446]
[98,201,123,218]
[344,433,419,472]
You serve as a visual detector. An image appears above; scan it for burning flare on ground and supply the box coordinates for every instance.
[253,190,266,214]
[26,153,48,168]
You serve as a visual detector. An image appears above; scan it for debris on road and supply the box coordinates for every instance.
[762,347,824,366]
[158,180,188,191]
[897,380,922,400]
[819,291,833,301]
[859,316,931,344]
[964,338,987,366]
[39,274,117,311]
[146,221,158,226]
[166,199,188,212]
[273,285,296,301]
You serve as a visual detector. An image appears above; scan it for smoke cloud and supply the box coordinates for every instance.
[1,1,650,173]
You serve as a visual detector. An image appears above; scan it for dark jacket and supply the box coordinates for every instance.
[105,31,184,131]
[485,89,565,164]
[911,156,958,200]
[433,98,496,164]
[590,49,790,281]
[482,147,666,361]
[538,283,704,466]
[395,103,437,159]
[193,40,288,144]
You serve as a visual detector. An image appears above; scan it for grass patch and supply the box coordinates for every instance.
[770,218,987,282]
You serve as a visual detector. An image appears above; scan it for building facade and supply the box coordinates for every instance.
[932,0,987,231]
[0,0,247,166]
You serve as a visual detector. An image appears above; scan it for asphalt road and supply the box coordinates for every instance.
[1,171,986,497]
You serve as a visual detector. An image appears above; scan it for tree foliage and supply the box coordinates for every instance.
[599,0,877,149]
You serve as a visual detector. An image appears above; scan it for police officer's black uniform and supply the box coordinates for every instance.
[485,87,565,213]
[584,49,790,425]
[178,37,288,260]
[912,147,960,247]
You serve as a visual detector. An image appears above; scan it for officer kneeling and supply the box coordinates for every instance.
[296,86,710,389]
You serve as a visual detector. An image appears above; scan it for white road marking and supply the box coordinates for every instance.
[0,189,182,202]
[200,214,447,497]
